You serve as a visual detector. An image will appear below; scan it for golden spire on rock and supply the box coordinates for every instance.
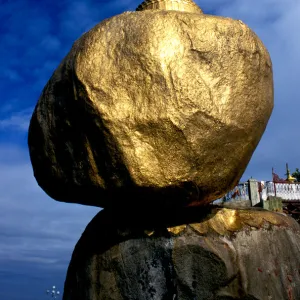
[286,163,296,182]
[136,0,203,14]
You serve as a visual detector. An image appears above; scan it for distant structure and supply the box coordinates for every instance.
[218,164,300,221]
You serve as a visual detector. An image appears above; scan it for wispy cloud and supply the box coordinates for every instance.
[0,109,32,131]
[1,69,23,82]
[0,144,99,269]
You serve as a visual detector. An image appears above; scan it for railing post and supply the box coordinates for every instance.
[274,181,277,197]
[248,178,260,206]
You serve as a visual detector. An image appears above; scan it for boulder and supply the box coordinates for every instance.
[63,207,300,300]
[28,1,273,207]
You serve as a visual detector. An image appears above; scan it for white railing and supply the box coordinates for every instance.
[263,182,300,201]
[218,180,300,204]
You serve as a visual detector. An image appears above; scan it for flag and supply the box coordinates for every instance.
[272,168,286,183]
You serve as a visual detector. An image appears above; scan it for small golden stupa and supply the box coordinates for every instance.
[136,0,203,13]
[286,163,296,182]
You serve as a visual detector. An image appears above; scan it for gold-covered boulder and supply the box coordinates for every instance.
[28,0,273,208]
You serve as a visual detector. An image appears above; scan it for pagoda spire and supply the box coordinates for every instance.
[136,0,203,13]
[286,163,296,182]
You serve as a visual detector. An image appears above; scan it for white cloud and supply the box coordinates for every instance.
[0,144,99,267]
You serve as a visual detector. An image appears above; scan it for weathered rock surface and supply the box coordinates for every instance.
[63,208,300,300]
[28,6,273,207]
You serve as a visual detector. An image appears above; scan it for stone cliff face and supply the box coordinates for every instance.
[63,207,300,300]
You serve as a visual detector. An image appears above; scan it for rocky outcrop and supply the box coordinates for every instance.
[28,4,273,208]
[63,207,300,300]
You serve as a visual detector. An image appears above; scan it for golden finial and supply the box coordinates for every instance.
[136,0,203,14]
[286,163,296,182]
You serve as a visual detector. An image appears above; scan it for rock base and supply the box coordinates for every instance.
[63,207,300,300]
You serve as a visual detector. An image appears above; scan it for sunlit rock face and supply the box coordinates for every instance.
[28,0,273,207]
[63,208,300,300]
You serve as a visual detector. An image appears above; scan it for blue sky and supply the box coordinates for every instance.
[0,0,299,299]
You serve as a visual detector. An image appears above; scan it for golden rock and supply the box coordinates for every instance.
[28,0,273,207]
